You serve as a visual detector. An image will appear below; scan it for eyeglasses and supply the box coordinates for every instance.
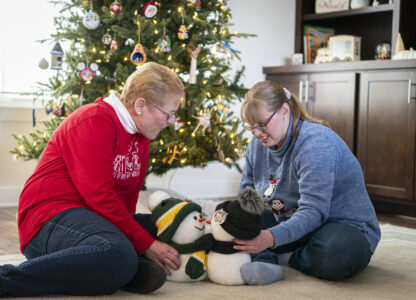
[147,101,176,121]
[243,110,278,132]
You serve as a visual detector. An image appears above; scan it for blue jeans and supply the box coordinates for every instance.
[0,207,156,297]
[252,210,373,281]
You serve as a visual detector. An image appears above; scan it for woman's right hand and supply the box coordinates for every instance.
[144,240,180,275]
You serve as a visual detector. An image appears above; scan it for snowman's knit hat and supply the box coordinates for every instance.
[151,198,202,242]
[214,187,264,240]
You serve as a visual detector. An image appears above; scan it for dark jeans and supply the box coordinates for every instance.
[252,210,373,281]
[0,207,156,297]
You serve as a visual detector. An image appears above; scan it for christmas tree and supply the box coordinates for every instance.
[11,0,253,176]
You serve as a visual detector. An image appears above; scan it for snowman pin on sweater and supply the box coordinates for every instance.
[207,187,285,285]
[148,191,208,282]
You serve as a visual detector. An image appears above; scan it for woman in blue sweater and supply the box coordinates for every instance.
[234,80,380,283]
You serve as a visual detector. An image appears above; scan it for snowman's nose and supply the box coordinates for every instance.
[198,217,206,223]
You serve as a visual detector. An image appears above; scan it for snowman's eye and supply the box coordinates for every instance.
[199,214,202,219]
[194,216,197,220]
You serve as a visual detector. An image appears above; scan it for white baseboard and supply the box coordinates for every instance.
[0,186,22,207]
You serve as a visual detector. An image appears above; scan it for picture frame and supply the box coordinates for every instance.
[329,35,362,62]
[315,0,349,14]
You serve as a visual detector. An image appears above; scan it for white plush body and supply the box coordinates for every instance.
[148,191,207,282]
[166,211,207,282]
[207,217,250,285]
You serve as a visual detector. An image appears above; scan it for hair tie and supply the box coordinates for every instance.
[283,87,291,100]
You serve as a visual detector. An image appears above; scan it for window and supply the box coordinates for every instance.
[0,1,60,95]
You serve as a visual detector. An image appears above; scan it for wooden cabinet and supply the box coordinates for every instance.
[295,0,416,61]
[266,72,356,151]
[357,70,416,212]
[264,60,416,217]
[308,72,356,150]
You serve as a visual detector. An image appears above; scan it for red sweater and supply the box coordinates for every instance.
[18,98,154,253]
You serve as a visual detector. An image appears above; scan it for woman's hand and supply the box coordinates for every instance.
[233,230,275,253]
[144,240,180,275]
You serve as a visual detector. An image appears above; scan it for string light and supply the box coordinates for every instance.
[18,145,24,151]
[151,158,156,163]
[179,128,184,133]
[159,139,164,145]
[180,159,186,164]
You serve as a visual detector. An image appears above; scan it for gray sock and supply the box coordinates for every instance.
[277,251,293,266]
[240,262,285,285]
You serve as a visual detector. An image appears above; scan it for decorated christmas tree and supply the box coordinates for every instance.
[11,0,252,176]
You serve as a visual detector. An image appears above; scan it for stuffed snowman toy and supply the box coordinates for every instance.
[207,187,284,285]
[148,191,207,282]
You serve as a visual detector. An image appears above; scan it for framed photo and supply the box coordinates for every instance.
[315,0,349,14]
[329,35,362,61]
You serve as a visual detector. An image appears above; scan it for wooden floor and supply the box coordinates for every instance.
[1,206,416,255]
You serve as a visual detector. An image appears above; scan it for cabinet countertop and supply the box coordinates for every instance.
[264,60,416,75]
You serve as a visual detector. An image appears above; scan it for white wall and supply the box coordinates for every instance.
[146,0,296,199]
[0,0,296,205]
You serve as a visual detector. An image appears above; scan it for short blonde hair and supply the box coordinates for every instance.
[241,81,329,137]
[120,62,185,108]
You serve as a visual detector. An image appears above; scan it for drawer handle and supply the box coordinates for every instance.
[299,81,303,103]
[408,78,411,104]
[305,80,309,103]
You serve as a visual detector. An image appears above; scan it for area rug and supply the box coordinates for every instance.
[1,223,415,299]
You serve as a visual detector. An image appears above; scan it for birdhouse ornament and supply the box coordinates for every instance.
[50,42,64,70]
[130,22,147,66]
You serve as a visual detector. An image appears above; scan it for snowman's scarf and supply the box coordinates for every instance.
[167,241,207,280]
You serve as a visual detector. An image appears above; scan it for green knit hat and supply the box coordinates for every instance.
[150,198,202,242]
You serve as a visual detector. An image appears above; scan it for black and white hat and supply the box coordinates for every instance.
[213,186,264,240]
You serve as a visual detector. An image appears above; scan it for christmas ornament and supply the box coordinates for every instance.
[77,62,99,81]
[178,25,188,40]
[110,1,122,14]
[162,145,182,165]
[216,100,228,123]
[158,27,171,52]
[38,58,49,69]
[83,10,100,30]
[177,10,188,40]
[264,178,278,197]
[54,103,66,117]
[130,22,147,65]
[174,119,185,130]
[102,32,112,45]
[110,38,118,51]
[192,108,213,136]
[50,42,64,70]
[143,1,158,18]
[187,45,202,84]
[188,0,201,10]
[217,147,225,163]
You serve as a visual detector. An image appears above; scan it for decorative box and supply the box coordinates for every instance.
[315,0,349,14]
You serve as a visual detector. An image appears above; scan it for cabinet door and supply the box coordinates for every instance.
[308,72,356,151]
[266,74,308,105]
[357,71,416,201]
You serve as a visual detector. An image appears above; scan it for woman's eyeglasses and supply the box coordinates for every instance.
[243,110,277,132]
[147,102,176,121]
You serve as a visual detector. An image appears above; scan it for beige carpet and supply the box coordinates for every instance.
[1,223,415,300]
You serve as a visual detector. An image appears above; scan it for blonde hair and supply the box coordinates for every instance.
[120,62,185,108]
[241,80,329,137]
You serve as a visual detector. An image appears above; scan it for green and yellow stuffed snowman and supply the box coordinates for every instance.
[148,191,208,282]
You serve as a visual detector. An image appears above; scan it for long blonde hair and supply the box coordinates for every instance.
[120,62,185,108]
[241,80,329,137]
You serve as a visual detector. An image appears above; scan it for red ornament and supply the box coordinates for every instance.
[143,1,158,18]
[111,39,118,51]
[110,1,122,14]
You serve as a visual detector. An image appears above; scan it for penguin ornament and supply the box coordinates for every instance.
[148,191,208,282]
[206,187,285,285]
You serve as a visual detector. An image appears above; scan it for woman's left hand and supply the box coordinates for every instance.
[233,230,275,253]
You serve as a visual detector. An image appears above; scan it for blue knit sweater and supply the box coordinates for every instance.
[240,116,381,253]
